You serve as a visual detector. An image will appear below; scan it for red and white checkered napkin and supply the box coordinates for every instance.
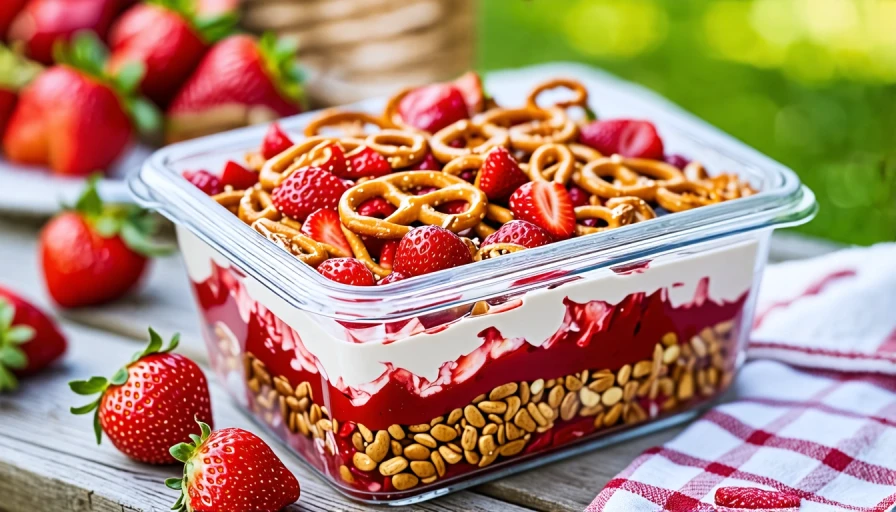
[587,244,896,512]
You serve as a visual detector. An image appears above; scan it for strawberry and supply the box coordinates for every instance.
[664,153,690,170]
[409,151,441,171]
[477,146,529,202]
[398,83,468,133]
[219,160,258,190]
[482,220,553,249]
[300,208,352,258]
[379,240,399,270]
[70,329,213,464]
[567,185,591,207]
[271,166,348,222]
[378,271,407,285]
[453,71,486,115]
[40,177,171,308]
[260,121,293,159]
[357,197,397,219]
[0,46,42,137]
[312,143,350,177]
[108,0,237,107]
[183,169,223,195]
[439,200,469,215]
[8,0,122,65]
[0,287,67,391]
[2,33,160,176]
[509,181,576,239]
[579,119,664,160]
[714,486,801,509]
[393,225,473,277]
[317,258,376,286]
[166,33,305,143]
[166,419,300,512]
[0,0,27,39]
[344,146,392,179]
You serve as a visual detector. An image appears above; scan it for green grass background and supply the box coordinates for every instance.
[477,0,896,245]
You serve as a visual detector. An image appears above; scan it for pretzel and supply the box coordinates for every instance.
[338,171,488,238]
[212,189,244,214]
[655,181,720,212]
[684,161,755,201]
[574,155,684,200]
[605,196,657,223]
[575,204,635,236]
[304,110,389,138]
[442,154,484,179]
[239,186,281,224]
[259,136,337,190]
[473,203,514,239]
[527,143,575,184]
[526,78,589,111]
[364,129,427,168]
[251,218,328,267]
[429,119,510,163]
[474,243,526,261]
[507,107,578,153]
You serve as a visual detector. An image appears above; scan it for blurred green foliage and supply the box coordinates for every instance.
[477,0,896,245]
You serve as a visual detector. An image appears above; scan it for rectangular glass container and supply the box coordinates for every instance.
[129,80,816,505]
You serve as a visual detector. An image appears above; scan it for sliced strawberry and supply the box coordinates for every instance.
[439,201,469,215]
[509,181,575,239]
[357,197,397,219]
[378,271,407,285]
[183,170,223,195]
[409,151,441,171]
[453,71,485,114]
[345,146,391,179]
[579,119,664,160]
[477,146,529,202]
[219,160,258,190]
[261,122,293,159]
[398,83,468,133]
[567,185,591,207]
[715,487,801,510]
[300,208,352,258]
[317,258,376,286]
[315,143,350,177]
[482,220,553,249]
[379,240,399,270]
[393,226,473,277]
[271,167,348,222]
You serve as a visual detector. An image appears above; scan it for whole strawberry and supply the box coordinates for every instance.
[393,225,473,277]
[108,0,237,106]
[579,119,664,160]
[477,146,529,202]
[70,328,212,464]
[482,220,553,249]
[0,287,67,391]
[7,0,122,64]
[166,419,300,512]
[398,82,468,133]
[166,33,305,143]
[2,33,160,176]
[40,177,170,308]
[271,166,348,222]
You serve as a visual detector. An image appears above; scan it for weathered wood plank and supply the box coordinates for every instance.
[0,322,532,512]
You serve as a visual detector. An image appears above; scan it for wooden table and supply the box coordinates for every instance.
[0,217,837,512]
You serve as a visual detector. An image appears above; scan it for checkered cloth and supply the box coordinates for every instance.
[587,244,896,512]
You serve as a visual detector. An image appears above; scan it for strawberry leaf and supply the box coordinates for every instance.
[167,417,211,511]
[74,175,104,217]
[0,298,35,392]
[113,61,145,96]
[0,299,13,330]
[69,376,108,395]
[165,478,183,490]
[258,32,306,109]
[193,12,238,43]
[169,443,194,463]
[0,346,27,369]
[70,401,99,414]
[0,366,18,393]
[6,326,35,344]
[127,97,163,136]
[0,45,42,91]
[585,105,598,121]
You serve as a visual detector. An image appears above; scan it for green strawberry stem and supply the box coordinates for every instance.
[0,44,42,91]
[584,105,598,121]
[69,328,180,443]
[0,298,36,392]
[72,175,173,257]
[166,417,212,512]
[53,32,162,135]
[258,32,307,109]
[149,0,238,44]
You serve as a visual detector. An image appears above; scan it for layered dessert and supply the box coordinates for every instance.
[179,74,761,500]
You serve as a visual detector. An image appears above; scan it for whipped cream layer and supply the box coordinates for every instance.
[179,226,761,389]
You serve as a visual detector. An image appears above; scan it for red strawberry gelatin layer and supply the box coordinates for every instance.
[190,260,747,499]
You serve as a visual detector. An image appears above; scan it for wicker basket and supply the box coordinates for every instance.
[242,0,476,107]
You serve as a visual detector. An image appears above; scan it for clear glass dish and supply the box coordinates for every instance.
[129,82,816,505]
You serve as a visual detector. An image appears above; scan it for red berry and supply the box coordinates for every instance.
[477,146,529,202]
[183,170,223,195]
[410,151,442,171]
[271,167,348,222]
[378,271,408,285]
[219,160,258,190]
[310,143,350,177]
[482,220,553,249]
[345,146,392,179]
[357,197,397,218]
[300,208,352,258]
[379,240,399,270]
[664,153,690,169]
[393,226,473,277]
[579,119,664,160]
[715,487,801,510]
[398,84,468,133]
[261,122,293,159]
[453,71,486,114]
[70,329,212,464]
[567,185,591,207]
[439,200,469,215]
[168,421,300,512]
[509,181,576,239]
[0,287,67,390]
[317,258,376,286]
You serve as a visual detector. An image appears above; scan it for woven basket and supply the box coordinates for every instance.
[242,0,476,106]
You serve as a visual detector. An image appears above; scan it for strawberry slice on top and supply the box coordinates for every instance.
[271,166,348,222]
[219,160,258,190]
[300,208,352,258]
[477,146,529,202]
[344,145,393,179]
[260,122,294,159]
[579,119,664,160]
[398,82,469,133]
[509,181,576,239]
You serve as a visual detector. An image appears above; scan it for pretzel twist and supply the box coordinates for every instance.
[212,189,244,214]
[339,171,488,239]
[239,186,281,224]
[526,78,589,111]
[655,181,720,212]
[430,119,510,163]
[527,143,575,184]
[259,136,338,190]
[251,218,328,267]
[364,129,428,168]
[472,203,514,239]
[474,243,526,261]
[575,155,684,200]
[304,110,390,138]
[575,204,635,236]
